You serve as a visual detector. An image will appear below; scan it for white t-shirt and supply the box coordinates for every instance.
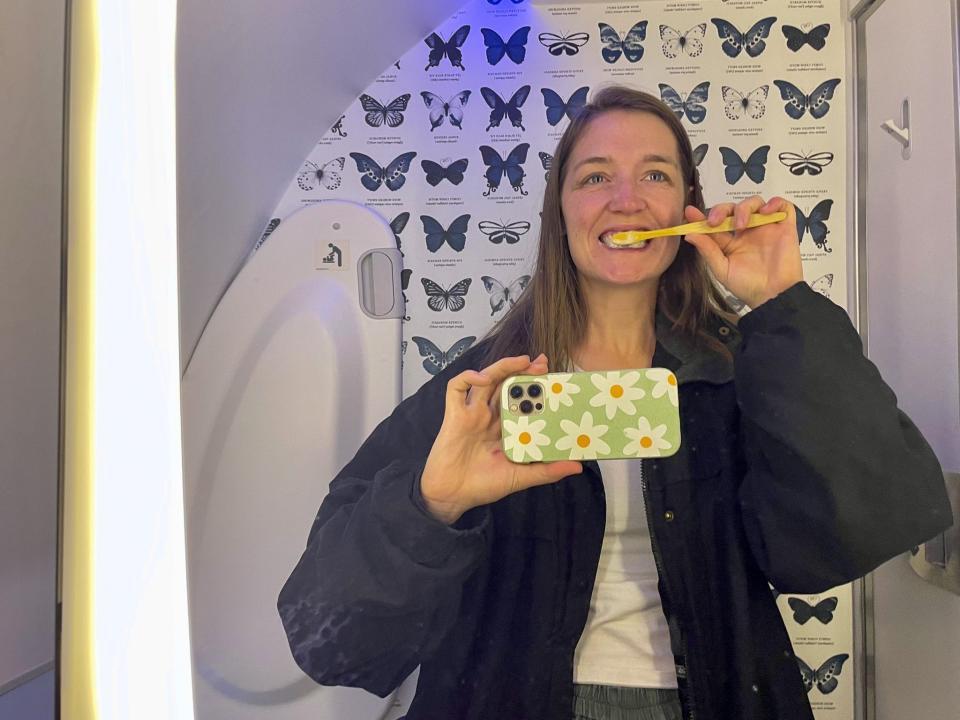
[572,457,678,688]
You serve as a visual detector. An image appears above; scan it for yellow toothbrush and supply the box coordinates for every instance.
[608,211,788,246]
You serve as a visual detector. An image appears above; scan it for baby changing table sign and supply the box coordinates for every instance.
[316,238,350,271]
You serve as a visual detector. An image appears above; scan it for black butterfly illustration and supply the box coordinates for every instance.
[722,85,769,121]
[358,93,411,128]
[692,143,708,167]
[411,335,477,375]
[538,31,590,56]
[598,21,647,63]
[809,273,833,298]
[330,115,347,137]
[480,85,531,131]
[478,219,531,245]
[348,152,417,192]
[400,267,412,321]
[538,151,553,180]
[482,26,531,65]
[778,150,834,176]
[421,158,469,186]
[482,275,530,315]
[772,79,841,120]
[390,211,410,255]
[795,199,833,252]
[421,277,472,312]
[479,143,530,196]
[421,214,470,252]
[719,145,770,184]
[797,654,849,695]
[297,157,345,191]
[782,23,830,52]
[659,82,710,124]
[541,86,589,127]
[659,23,707,58]
[788,596,838,625]
[710,17,777,58]
[254,218,281,251]
[421,90,472,131]
[424,25,470,70]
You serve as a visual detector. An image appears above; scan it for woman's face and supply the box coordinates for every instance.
[560,110,687,292]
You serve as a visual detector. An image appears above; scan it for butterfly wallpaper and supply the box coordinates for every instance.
[262,2,852,713]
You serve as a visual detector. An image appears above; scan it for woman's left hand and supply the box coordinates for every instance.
[682,196,804,309]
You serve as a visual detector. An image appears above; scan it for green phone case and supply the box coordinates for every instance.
[500,368,682,462]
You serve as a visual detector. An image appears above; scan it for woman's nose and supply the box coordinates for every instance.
[607,179,648,213]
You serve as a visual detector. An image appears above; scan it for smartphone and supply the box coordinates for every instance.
[499,368,681,463]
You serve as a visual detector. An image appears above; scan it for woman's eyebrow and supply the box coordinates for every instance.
[571,153,679,172]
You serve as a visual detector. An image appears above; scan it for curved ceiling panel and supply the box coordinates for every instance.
[177,0,464,371]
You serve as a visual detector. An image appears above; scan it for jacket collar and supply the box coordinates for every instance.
[653,310,740,386]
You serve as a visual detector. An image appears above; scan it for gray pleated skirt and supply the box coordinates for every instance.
[573,684,683,720]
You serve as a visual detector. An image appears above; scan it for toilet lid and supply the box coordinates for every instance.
[181,201,415,719]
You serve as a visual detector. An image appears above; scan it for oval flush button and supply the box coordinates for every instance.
[358,249,404,319]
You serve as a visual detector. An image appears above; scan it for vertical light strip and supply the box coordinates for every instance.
[62,1,194,719]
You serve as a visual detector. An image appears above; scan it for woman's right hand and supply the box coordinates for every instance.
[419,354,583,525]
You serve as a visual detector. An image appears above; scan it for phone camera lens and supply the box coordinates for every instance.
[509,385,524,399]
[527,383,542,398]
[519,400,533,414]
[535,402,542,410]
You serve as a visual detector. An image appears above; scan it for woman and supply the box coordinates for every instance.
[278,87,950,720]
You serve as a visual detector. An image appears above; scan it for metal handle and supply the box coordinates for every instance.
[880,98,911,159]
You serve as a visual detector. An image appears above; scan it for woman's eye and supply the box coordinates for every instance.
[584,173,606,185]
[646,171,667,182]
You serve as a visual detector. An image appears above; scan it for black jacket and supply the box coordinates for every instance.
[278,282,951,719]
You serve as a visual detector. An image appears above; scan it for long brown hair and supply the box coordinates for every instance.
[481,85,738,369]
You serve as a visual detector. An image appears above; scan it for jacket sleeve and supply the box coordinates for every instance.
[276,355,492,697]
[734,282,952,594]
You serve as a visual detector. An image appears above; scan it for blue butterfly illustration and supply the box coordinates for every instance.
[389,211,410,254]
[411,335,477,375]
[538,31,590,56]
[782,23,830,52]
[487,0,524,4]
[348,151,416,192]
[692,143,708,167]
[478,219,531,245]
[719,145,770,184]
[788,596,838,625]
[421,214,470,253]
[541,86,589,126]
[480,85,531,131]
[421,277,472,312]
[795,199,833,252]
[598,21,647,63]
[481,26,530,65]
[772,78,841,120]
[358,93,411,128]
[479,143,530,196]
[420,158,469,186]
[797,654,849,695]
[481,275,530,315]
[710,17,777,58]
[424,25,470,70]
[658,82,710,124]
[420,90,472,131]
